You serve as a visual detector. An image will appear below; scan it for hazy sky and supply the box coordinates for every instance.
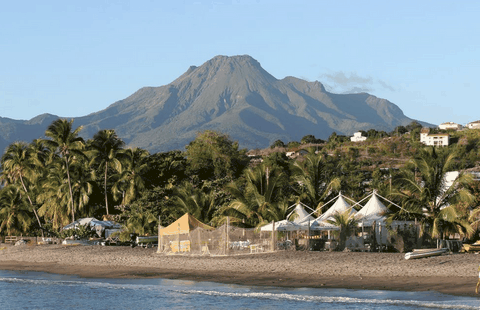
[1,1,479,125]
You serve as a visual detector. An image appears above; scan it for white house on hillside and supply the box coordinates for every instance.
[420,129,449,146]
[350,132,367,142]
[438,122,463,130]
[466,120,480,129]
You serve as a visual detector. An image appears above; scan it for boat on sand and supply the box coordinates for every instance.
[404,248,447,260]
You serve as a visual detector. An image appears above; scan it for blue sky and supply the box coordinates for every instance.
[1,1,479,125]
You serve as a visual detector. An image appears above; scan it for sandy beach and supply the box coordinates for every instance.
[1,244,479,297]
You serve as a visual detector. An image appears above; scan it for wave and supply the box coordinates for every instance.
[0,277,161,291]
[176,289,478,309]
[1,276,477,309]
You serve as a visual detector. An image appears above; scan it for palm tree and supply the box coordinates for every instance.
[326,210,358,251]
[122,207,157,237]
[113,148,149,206]
[291,152,341,210]
[43,119,86,222]
[37,161,73,231]
[219,164,287,227]
[1,142,43,230]
[69,159,96,217]
[88,129,124,215]
[171,181,217,225]
[0,185,33,235]
[392,147,475,240]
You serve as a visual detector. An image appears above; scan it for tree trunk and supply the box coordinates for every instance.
[20,175,43,235]
[65,157,75,223]
[104,164,109,215]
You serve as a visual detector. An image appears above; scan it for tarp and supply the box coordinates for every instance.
[63,218,121,230]
[63,217,98,230]
[260,220,304,231]
[289,203,315,224]
[159,213,214,236]
[355,192,389,226]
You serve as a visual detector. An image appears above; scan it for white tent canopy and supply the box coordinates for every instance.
[260,220,304,231]
[355,191,389,226]
[316,192,357,222]
[308,192,357,231]
[289,203,315,224]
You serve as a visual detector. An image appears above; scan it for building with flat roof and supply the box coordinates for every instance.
[466,120,480,129]
[350,132,367,142]
[438,122,463,130]
[420,130,449,146]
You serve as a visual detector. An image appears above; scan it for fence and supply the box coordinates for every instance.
[1,236,62,245]
[158,223,286,256]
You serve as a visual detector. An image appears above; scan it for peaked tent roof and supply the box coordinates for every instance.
[355,192,389,225]
[308,193,357,231]
[290,203,315,224]
[160,213,214,236]
[316,194,357,222]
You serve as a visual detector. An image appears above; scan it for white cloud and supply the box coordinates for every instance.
[320,71,395,94]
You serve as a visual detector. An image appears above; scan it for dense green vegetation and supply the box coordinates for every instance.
[1,119,479,243]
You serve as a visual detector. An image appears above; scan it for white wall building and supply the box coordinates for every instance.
[438,122,463,130]
[466,120,480,129]
[350,132,367,142]
[420,131,449,146]
[285,151,295,158]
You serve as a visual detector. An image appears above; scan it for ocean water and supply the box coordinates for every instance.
[0,270,478,310]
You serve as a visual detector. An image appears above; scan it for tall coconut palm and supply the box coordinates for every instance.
[113,148,149,206]
[0,185,32,235]
[1,142,43,230]
[69,159,96,217]
[392,147,475,239]
[37,161,73,231]
[88,129,125,215]
[43,119,85,222]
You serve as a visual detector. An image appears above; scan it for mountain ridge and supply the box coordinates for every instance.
[0,55,430,154]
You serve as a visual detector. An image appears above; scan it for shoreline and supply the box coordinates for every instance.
[1,244,479,298]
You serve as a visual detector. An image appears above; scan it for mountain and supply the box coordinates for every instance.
[0,55,427,155]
